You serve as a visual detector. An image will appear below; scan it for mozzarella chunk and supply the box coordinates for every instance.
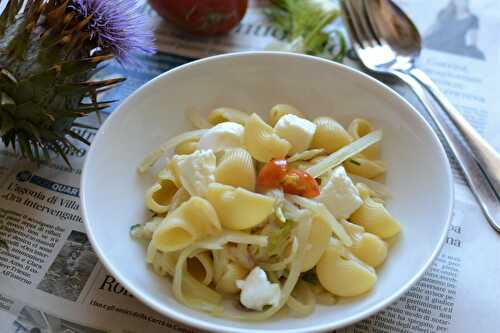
[317,166,363,220]
[236,267,281,311]
[198,122,244,152]
[274,114,317,154]
[170,150,216,196]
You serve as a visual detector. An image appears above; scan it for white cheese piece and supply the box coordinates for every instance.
[198,122,244,152]
[171,150,216,197]
[274,114,316,154]
[236,267,281,311]
[317,166,363,220]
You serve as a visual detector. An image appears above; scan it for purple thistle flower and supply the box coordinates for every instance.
[68,0,155,62]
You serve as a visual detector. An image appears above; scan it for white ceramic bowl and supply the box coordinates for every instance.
[81,52,453,333]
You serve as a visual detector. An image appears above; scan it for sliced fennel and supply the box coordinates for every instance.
[286,194,352,246]
[138,129,207,173]
[287,148,325,163]
[222,214,312,321]
[306,130,383,178]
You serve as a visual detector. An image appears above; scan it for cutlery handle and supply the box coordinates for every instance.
[410,68,500,195]
[391,70,500,232]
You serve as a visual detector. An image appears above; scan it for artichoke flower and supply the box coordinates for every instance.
[0,0,154,165]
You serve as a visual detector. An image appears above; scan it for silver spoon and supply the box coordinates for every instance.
[364,0,500,196]
[340,0,500,231]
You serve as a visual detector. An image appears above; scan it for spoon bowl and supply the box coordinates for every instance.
[365,0,421,58]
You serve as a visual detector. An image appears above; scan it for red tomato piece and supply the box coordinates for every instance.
[257,159,288,188]
[281,169,320,198]
[149,0,248,36]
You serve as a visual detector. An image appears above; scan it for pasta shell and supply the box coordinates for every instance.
[344,157,386,179]
[348,118,380,159]
[350,232,388,268]
[188,251,214,285]
[175,139,198,155]
[152,197,222,252]
[311,117,352,153]
[215,148,256,191]
[167,187,191,213]
[274,114,317,155]
[208,107,250,125]
[349,197,401,239]
[243,113,291,162]
[215,262,249,294]
[145,177,178,214]
[268,104,304,126]
[316,245,377,297]
[341,220,365,236]
[206,183,275,230]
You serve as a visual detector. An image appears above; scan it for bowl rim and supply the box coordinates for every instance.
[81,51,454,333]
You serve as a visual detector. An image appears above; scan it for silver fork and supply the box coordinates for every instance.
[340,0,500,231]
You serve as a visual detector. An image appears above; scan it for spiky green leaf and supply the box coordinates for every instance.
[0,92,15,106]
[0,0,126,166]
[65,129,90,145]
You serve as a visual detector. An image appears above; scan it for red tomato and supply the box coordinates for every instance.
[281,169,320,198]
[257,159,288,188]
[149,0,248,36]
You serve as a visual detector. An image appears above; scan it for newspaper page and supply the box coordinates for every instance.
[1,1,499,332]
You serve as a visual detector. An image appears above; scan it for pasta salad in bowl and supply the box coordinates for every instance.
[133,106,399,320]
[81,52,453,333]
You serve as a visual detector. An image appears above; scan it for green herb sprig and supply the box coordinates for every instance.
[266,0,347,61]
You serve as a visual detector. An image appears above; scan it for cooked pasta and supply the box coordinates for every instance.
[215,262,249,294]
[175,139,198,155]
[316,239,377,297]
[311,117,352,153]
[348,118,380,159]
[215,148,255,191]
[350,196,401,239]
[268,104,304,126]
[144,178,178,214]
[344,156,386,179]
[134,104,401,320]
[244,113,291,162]
[208,107,250,125]
[152,197,222,252]
[206,183,275,230]
[188,251,214,285]
[350,232,388,268]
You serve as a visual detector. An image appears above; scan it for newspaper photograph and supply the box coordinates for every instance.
[0,0,499,332]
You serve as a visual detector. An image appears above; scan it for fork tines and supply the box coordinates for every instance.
[340,0,382,49]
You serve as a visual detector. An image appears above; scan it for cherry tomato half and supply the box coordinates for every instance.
[149,0,248,36]
[257,159,288,188]
[281,169,320,198]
